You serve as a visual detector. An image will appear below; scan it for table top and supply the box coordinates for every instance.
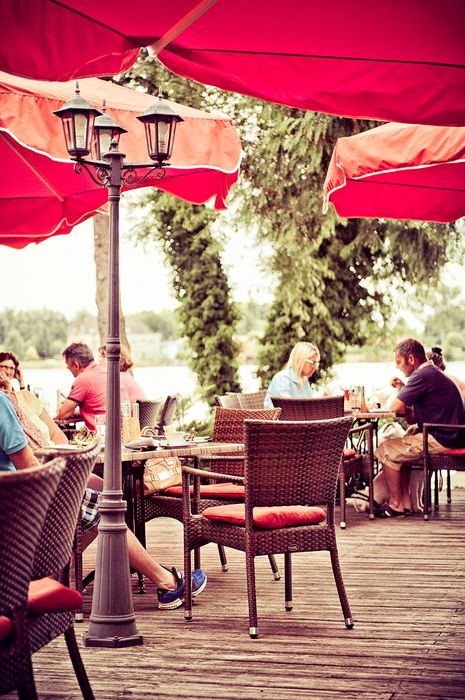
[95,440,244,465]
[349,410,397,420]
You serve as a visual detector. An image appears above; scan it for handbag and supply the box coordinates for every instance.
[143,456,182,495]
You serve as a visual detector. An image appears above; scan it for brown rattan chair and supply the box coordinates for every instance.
[137,399,161,432]
[422,423,465,519]
[215,393,241,408]
[34,440,101,627]
[0,458,65,699]
[236,390,266,409]
[271,396,375,527]
[136,407,281,576]
[182,416,354,638]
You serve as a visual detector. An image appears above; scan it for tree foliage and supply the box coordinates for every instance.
[116,55,242,402]
[0,308,68,358]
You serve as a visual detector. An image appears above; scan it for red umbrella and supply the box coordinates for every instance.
[323,122,465,223]
[1,1,464,126]
[0,70,241,247]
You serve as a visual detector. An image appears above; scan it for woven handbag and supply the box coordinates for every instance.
[143,456,182,495]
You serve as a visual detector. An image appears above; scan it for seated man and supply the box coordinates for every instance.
[56,342,128,432]
[375,338,465,517]
[0,390,206,609]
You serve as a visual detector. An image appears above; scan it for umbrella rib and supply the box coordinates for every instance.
[0,132,65,202]
[150,0,218,55]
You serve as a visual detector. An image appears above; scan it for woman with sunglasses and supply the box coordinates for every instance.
[0,351,68,445]
[264,341,320,408]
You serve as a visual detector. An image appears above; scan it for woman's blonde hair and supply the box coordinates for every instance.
[287,341,320,385]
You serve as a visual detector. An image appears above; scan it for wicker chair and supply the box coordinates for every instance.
[137,399,161,432]
[215,394,241,408]
[0,458,65,698]
[182,416,354,638]
[422,423,465,519]
[236,391,266,409]
[34,440,101,627]
[136,407,281,576]
[271,396,375,527]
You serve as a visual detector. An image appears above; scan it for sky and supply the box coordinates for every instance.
[0,208,273,318]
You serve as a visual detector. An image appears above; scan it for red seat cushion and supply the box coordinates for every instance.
[163,483,245,499]
[440,447,465,457]
[202,504,327,529]
[0,615,13,643]
[27,577,83,614]
[343,448,358,458]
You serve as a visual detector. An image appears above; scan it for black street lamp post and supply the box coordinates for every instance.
[54,84,182,648]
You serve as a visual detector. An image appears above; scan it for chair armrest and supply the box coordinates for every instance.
[182,464,244,484]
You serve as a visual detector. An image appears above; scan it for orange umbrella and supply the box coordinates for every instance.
[0,71,241,247]
[323,122,465,223]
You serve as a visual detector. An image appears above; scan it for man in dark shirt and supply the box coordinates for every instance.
[376,338,465,517]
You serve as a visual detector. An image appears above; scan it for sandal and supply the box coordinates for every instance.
[384,505,405,517]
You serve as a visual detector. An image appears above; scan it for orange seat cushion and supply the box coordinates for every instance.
[202,504,327,529]
[440,447,465,457]
[0,615,14,643]
[27,577,83,614]
[163,483,245,499]
[343,448,358,458]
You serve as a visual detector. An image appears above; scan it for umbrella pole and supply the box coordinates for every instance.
[84,148,143,647]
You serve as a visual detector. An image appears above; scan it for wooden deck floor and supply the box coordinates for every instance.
[7,489,465,699]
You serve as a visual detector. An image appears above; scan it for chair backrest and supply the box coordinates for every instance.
[0,459,64,617]
[244,417,352,507]
[236,390,266,409]
[32,440,100,578]
[137,399,161,430]
[157,395,177,430]
[215,393,241,408]
[212,407,282,443]
[271,396,345,420]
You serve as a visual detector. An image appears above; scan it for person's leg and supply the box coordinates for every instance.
[381,465,403,512]
[126,528,176,590]
[399,466,412,511]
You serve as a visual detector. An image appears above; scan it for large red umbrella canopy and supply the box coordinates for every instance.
[323,122,465,223]
[1,1,464,126]
[0,71,241,248]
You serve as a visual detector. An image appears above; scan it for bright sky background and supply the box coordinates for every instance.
[0,204,273,318]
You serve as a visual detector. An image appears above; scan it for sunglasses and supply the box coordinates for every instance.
[0,364,15,371]
[305,359,320,368]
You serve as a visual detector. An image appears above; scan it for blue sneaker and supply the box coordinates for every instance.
[157,567,207,610]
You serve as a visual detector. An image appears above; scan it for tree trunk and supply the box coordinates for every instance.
[93,212,130,351]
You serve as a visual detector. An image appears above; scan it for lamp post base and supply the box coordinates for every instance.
[83,630,143,648]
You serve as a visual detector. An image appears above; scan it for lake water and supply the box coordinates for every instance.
[20,360,465,423]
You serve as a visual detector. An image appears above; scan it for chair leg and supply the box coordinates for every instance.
[284,552,292,610]
[329,546,353,629]
[339,469,346,529]
[245,550,259,639]
[447,471,452,504]
[194,546,201,571]
[64,626,95,700]
[217,544,228,571]
[423,467,431,520]
[184,546,193,621]
[17,658,38,700]
[434,470,440,510]
[73,531,84,623]
[268,554,280,580]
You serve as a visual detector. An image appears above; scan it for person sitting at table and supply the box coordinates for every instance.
[56,342,130,432]
[376,338,465,518]
[0,352,68,445]
[0,393,207,609]
[120,345,147,403]
[427,346,465,401]
[99,344,146,403]
[264,341,320,408]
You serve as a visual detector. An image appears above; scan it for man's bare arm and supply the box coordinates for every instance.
[55,398,79,420]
